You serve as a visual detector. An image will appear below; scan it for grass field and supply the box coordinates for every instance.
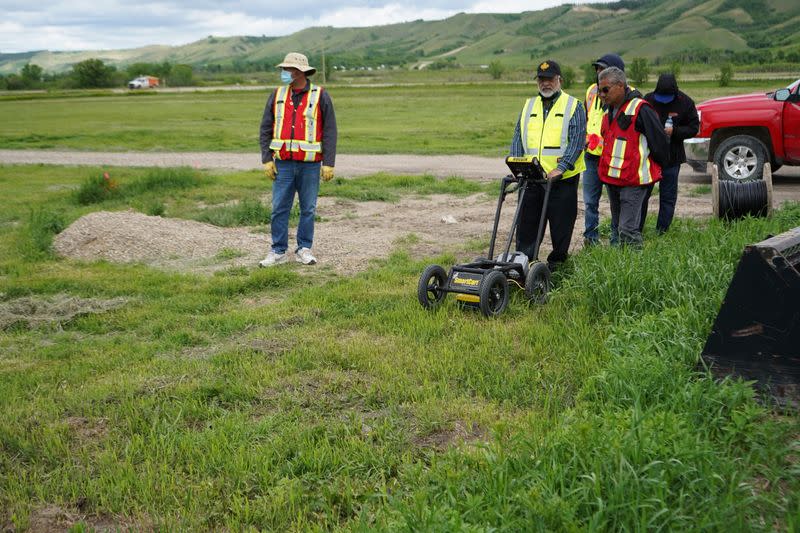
[1,164,799,530]
[1,78,797,157]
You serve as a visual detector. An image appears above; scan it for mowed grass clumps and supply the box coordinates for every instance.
[0,162,798,530]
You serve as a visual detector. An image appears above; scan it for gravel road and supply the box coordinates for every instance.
[1,149,798,201]
[0,149,509,180]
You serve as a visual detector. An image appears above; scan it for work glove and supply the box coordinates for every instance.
[263,161,276,181]
[321,166,335,182]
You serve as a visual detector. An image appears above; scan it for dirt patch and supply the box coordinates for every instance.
[165,335,292,361]
[0,294,128,330]
[412,420,489,451]
[262,369,374,409]
[26,504,150,532]
[65,416,109,442]
[52,183,713,276]
[255,369,384,423]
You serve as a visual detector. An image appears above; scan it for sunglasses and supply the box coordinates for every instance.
[599,85,614,94]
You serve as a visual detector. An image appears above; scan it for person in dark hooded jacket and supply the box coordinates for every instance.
[640,73,699,233]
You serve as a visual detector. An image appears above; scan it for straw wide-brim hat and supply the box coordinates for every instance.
[276,52,316,76]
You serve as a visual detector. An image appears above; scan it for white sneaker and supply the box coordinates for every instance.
[295,247,317,265]
[258,251,287,267]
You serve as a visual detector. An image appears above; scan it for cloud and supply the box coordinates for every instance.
[0,0,598,53]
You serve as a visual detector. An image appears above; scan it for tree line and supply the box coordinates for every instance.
[0,59,195,90]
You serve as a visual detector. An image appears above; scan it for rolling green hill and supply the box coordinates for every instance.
[1,0,799,75]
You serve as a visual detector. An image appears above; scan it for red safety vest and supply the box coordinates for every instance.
[599,98,661,187]
[269,83,324,163]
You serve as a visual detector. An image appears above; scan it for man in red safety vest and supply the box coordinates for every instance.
[597,66,669,247]
[259,52,337,267]
[583,53,626,246]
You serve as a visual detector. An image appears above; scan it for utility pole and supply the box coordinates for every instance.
[321,46,327,84]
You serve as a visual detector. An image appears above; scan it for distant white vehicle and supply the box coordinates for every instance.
[128,76,159,89]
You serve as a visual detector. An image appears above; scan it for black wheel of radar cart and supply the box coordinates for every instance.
[714,135,768,182]
[479,270,509,317]
[525,261,551,304]
[418,265,448,309]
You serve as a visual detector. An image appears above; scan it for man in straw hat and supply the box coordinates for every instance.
[259,52,337,267]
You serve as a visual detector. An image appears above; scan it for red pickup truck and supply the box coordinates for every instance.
[684,77,800,181]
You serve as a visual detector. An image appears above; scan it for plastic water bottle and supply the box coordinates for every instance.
[665,116,673,129]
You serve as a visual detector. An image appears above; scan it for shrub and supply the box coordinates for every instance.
[583,63,596,85]
[561,66,576,89]
[75,172,119,205]
[145,200,166,216]
[629,57,650,86]
[718,64,734,87]
[488,60,505,80]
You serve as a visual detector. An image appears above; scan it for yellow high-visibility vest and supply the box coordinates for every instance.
[520,92,586,179]
[585,83,604,156]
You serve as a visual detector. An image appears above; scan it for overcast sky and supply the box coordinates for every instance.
[0,0,605,53]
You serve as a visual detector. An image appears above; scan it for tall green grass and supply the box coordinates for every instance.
[0,163,798,530]
[194,198,273,227]
[14,208,66,259]
[323,173,491,202]
[75,167,204,205]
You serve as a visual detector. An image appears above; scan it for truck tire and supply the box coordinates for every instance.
[714,135,768,182]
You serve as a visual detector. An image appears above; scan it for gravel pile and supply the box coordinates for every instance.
[53,210,268,270]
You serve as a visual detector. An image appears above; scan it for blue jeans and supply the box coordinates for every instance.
[271,159,321,254]
[585,154,621,244]
[582,154,602,243]
[640,164,680,233]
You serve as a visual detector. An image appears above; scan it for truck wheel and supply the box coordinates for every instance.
[478,270,508,317]
[714,135,768,182]
[417,265,447,309]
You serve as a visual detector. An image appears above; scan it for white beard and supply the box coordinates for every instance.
[539,88,555,98]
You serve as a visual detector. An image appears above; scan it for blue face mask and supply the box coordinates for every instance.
[280,70,293,84]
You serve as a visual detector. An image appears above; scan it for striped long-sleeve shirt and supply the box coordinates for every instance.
[509,90,587,174]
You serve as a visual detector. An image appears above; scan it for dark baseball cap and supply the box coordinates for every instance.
[536,60,561,78]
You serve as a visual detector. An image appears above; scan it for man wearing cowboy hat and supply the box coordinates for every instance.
[259,52,338,267]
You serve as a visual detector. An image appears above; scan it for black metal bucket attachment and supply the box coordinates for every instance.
[701,226,800,408]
